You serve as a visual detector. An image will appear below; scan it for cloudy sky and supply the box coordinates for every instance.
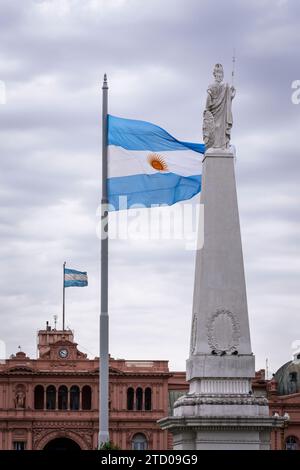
[0,0,299,375]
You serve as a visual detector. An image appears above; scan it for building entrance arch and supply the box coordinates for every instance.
[44,437,81,451]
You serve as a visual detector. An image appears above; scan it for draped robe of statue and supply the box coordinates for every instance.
[205,81,233,149]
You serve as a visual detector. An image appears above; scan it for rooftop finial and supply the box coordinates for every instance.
[102,73,108,89]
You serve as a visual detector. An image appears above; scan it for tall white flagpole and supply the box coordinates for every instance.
[99,73,109,447]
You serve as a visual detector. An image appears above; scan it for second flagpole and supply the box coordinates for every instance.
[62,261,66,330]
[99,73,109,447]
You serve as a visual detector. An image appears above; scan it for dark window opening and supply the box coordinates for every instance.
[34,385,44,410]
[82,385,92,410]
[145,387,152,411]
[136,387,143,411]
[70,385,80,410]
[58,385,68,410]
[46,385,56,410]
[289,372,297,382]
[13,441,26,451]
[127,387,134,410]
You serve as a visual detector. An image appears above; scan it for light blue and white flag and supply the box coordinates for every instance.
[64,268,88,288]
[107,115,205,210]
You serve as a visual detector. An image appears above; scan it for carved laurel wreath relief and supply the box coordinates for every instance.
[207,309,240,353]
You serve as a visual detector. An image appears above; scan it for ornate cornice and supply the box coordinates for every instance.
[0,370,171,378]
[158,415,286,432]
[33,420,94,429]
[174,394,268,408]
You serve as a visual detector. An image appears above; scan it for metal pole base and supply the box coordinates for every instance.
[98,431,110,448]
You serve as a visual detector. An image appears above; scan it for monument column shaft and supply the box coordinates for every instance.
[191,152,251,357]
[187,150,254,384]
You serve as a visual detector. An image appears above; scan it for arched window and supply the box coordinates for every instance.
[46,385,56,410]
[34,385,44,410]
[145,387,152,411]
[82,385,92,410]
[285,436,299,450]
[127,387,134,411]
[132,433,147,450]
[136,388,143,411]
[58,385,68,410]
[70,385,80,410]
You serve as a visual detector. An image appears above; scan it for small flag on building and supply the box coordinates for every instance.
[64,268,88,288]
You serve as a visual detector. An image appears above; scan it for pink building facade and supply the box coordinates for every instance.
[0,325,299,450]
[0,325,187,450]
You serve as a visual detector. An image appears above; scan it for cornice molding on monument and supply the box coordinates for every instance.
[174,394,269,408]
[158,415,285,432]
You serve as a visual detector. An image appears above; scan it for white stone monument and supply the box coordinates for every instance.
[158,64,286,450]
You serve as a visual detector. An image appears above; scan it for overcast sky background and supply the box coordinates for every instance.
[0,0,299,375]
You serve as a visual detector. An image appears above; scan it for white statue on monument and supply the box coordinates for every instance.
[203,63,236,150]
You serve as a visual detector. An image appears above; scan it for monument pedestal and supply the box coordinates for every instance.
[159,391,281,450]
[160,417,275,450]
[158,148,286,449]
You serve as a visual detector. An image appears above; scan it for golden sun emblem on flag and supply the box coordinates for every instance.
[147,153,168,171]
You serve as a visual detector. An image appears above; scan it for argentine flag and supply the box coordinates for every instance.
[107,115,205,210]
[64,268,88,288]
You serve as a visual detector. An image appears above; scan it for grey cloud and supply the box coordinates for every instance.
[0,0,299,374]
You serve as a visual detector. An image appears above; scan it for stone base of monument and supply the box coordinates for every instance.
[158,393,285,450]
